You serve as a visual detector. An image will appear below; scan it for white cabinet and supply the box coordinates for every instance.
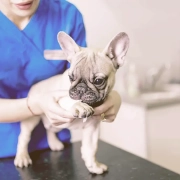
[100,102,180,174]
[147,105,180,173]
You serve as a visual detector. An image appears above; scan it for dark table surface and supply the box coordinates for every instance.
[0,141,180,180]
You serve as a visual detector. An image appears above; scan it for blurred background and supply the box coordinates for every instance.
[69,0,180,174]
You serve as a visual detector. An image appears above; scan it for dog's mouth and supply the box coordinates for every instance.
[69,82,108,107]
[70,91,97,103]
[69,88,104,107]
[85,100,105,107]
[69,90,106,108]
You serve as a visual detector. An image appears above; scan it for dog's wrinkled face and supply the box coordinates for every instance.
[44,31,129,106]
[68,49,116,106]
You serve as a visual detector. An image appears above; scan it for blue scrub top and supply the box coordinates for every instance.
[0,0,87,158]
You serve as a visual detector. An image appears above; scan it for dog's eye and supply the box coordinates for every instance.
[94,78,104,85]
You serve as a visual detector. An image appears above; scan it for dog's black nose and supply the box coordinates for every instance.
[69,83,88,100]
[75,83,88,94]
[76,86,86,94]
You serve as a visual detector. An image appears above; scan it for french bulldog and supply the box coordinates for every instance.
[14,31,129,174]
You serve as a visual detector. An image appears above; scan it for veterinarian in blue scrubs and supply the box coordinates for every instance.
[0,0,121,158]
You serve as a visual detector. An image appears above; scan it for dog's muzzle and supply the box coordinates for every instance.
[69,83,100,105]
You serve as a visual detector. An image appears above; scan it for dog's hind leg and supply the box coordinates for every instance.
[42,115,64,151]
[14,116,40,168]
[81,118,108,174]
[46,130,64,151]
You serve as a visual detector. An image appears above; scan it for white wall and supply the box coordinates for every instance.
[69,0,180,87]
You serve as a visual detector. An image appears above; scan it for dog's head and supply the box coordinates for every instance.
[44,32,129,107]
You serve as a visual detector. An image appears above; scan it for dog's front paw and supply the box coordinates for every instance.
[71,102,94,118]
[14,153,32,168]
[86,160,108,174]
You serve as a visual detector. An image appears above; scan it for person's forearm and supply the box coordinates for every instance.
[0,98,33,123]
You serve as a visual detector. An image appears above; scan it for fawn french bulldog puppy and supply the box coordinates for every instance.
[14,31,129,174]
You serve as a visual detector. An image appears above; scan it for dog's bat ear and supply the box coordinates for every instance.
[57,31,80,61]
[103,32,129,69]
[44,50,67,60]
